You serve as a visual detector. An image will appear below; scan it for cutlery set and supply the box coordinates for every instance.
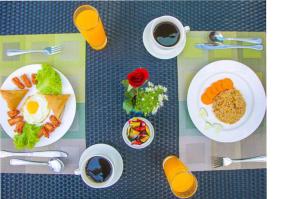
[1,150,265,171]
[0,150,67,173]
[196,31,263,51]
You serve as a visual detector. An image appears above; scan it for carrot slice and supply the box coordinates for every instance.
[201,78,234,105]
[212,81,223,93]
[201,93,213,105]
[221,78,234,90]
[206,86,218,99]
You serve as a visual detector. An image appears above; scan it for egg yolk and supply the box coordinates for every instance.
[27,101,39,114]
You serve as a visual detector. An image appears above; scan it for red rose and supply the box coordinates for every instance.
[127,68,149,88]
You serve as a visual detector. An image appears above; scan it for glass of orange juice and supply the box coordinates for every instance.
[73,5,107,50]
[163,155,198,198]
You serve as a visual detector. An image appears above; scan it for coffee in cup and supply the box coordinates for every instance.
[153,22,181,47]
[75,154,115,188]
[143,15,190,59]
[85,156,113,183]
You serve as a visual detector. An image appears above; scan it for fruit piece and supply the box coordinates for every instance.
[130,117,138,122]
[140,120,146,127]
[145,126,151,136]
[134,126,146,132]
[128,128,140,139]
[131,140,142,145]
[140,135,149,143]
[139,131,147,137]
[127,127,131,135]
[221,78,233,90]
[129,121,140,128]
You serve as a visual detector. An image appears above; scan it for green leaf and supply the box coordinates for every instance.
[127,84,133,92]
[121,80,129,88]
[36,64,62,95]
[123,100,133,114]
[13,123,42,150]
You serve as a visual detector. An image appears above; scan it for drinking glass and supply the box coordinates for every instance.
[163,155,198,198]
[73,5,107,50]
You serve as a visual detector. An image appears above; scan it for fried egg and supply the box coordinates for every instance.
[22,94,50,124]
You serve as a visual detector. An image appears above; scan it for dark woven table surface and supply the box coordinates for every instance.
[0,1,266,199]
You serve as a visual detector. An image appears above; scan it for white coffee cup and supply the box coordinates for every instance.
[150,16,190,50]
[74,154,115,188]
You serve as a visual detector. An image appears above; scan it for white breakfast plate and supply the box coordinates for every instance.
[187,60,266,142]
[142,20,185,59]
[0,64,76,147]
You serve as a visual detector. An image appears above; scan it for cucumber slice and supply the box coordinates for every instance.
[212,123,223,133]
[204,121,212,130]
[199,108,208,119]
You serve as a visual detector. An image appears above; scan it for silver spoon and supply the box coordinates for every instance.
[209,31,262,44]
[10,158,64,173]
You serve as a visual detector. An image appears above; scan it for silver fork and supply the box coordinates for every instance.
[6,45,62,56]
[212,156,266,168]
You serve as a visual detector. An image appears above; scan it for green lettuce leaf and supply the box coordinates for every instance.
[13,123,42,149]
[36,64,62,95]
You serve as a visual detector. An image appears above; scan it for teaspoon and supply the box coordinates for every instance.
[209,31,262,44]
[10,158,64,173]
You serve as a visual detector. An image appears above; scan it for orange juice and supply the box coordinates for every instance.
[163,156,198,198]
[73,5,107,50]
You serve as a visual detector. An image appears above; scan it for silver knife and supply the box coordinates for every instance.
[195,43,263,51]
[0,150,68,158]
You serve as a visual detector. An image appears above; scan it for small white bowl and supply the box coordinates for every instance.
[122,117,155,149]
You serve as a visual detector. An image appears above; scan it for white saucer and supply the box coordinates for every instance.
[78,144,124,188]
[142,20,186,59]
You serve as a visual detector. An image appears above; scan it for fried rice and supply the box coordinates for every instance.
[212,89,246,124]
